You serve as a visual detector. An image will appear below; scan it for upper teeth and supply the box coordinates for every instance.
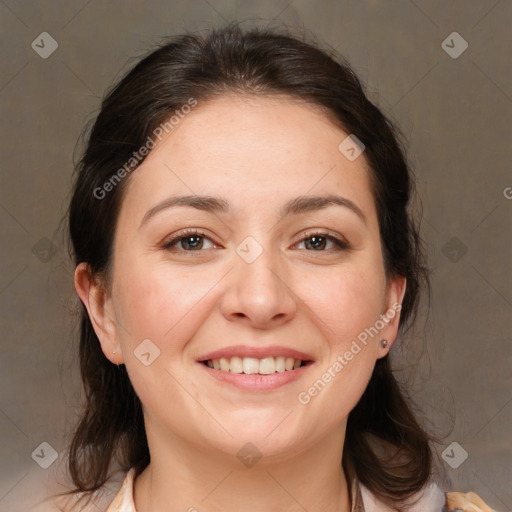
[205,356,303,374]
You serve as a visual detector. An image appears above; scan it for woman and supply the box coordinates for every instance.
[49,25,494,511]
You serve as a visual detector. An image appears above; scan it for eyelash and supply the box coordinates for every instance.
[161,228,349,252]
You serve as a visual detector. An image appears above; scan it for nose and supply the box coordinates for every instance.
[220,245,297,329]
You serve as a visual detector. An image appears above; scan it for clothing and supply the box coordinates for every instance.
[105,468,496,512]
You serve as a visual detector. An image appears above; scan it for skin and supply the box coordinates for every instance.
[75,94,406,512]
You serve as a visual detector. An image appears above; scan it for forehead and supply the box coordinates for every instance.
[120,94,377,227]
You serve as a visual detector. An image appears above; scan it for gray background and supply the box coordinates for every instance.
[0,1,511,510]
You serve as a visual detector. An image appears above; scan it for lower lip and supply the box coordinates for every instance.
[198,362,312,391]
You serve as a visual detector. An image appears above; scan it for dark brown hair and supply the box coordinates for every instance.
[66,24,432,510]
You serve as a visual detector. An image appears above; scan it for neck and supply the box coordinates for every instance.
[133,423,351,512]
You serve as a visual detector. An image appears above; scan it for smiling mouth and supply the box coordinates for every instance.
[202,356,312,375]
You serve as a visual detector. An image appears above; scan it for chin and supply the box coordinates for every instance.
[207,418,310,461]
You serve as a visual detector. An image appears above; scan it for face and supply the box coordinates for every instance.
[78,94,405,463]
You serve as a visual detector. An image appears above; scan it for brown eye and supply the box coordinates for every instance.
[162,229,216,251]
[304,235,327,250]
[297,232,349,251]
[180,235,204,250]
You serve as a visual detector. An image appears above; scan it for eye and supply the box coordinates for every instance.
[161,229,348,253]
[162,229,217,251]
[295,231,349,251]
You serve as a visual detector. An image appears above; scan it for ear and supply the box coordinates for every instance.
[377,275,407,358]
[74,262,124,365]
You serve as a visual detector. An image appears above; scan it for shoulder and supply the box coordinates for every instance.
[444,491,497,512]
[103,468,136,511]
[360,482,444,512]
[360,482,496,512]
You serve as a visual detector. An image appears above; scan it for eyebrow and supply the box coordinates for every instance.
[140,193,367,227]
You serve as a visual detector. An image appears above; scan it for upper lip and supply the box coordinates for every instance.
[197,345,315,362]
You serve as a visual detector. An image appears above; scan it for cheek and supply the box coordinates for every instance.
[111,263,216,406]
[112,260,216,350]
[295,263,386,347]
[294,260,385,421]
